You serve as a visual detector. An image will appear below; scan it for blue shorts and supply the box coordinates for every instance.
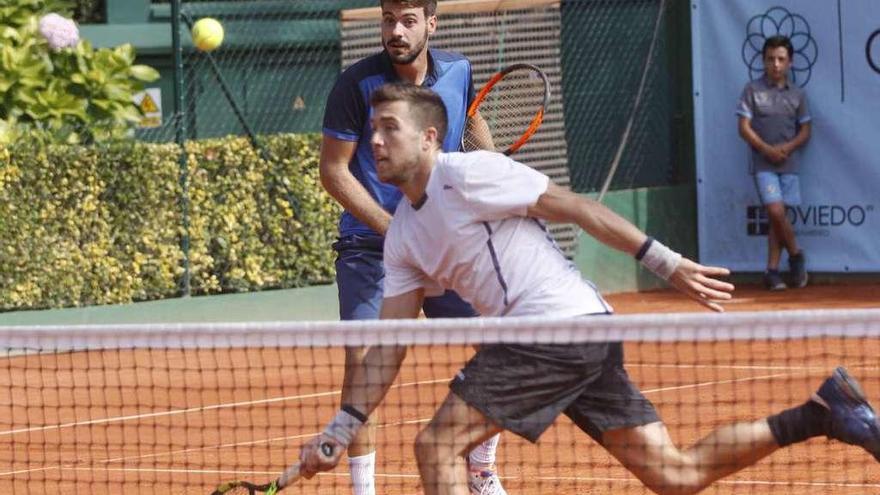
[754,171,801,206]
[332,234,478,320]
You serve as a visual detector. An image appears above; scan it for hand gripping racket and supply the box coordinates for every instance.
[210,443,335,494]
[461,63,551,156]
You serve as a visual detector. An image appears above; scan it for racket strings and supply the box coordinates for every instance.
[464,70,547,153]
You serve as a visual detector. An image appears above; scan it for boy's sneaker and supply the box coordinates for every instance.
[813,367,880,461]
[468,465,508,495]
[763,270,787,291]
[789,251,808,288]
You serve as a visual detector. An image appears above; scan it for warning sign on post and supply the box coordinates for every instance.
[133,88,162,128]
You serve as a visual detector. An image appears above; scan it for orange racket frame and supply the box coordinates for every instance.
[465,63,551,156]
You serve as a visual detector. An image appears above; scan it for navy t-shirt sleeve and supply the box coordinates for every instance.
[322,72,366,142]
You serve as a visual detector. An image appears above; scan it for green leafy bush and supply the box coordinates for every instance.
[0,0,72,27]
[0,0,159,144]
[0,134,340,310]
[185,134,339,295]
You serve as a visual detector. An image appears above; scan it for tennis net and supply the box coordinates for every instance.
[2,309,880,494]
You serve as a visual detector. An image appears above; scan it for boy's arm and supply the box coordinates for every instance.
[738,116,787,164]
[781,122,811,156]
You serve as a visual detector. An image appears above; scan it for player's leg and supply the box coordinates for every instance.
[564,342,779,494]
[779,173,807,287]
[602,420,779,495]
[415,392,502,495]
[445,340,612,494]
[594,365,880,495]
[334,235,386,495]
[423,291,506,494]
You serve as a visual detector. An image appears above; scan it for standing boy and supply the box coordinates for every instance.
[737,35,812,290]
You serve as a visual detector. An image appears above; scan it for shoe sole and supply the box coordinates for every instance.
[835,368,867,403]
[793,273,808,289]
[813,370,864,409]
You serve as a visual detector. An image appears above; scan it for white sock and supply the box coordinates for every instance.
[349,451,376,495]
[468,433,501,470]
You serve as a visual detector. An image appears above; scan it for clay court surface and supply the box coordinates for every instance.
[1,283,878,494]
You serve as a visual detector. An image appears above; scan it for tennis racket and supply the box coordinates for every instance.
[461,63,551,156]
[211,443,335,494]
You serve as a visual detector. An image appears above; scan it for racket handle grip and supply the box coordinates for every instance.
[277,461,302,488]
[277,442,336,488]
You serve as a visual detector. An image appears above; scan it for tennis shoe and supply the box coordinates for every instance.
[788,251,808,288]
[763,270,786,291]
[813,367,880,461]
[468,465,508,495]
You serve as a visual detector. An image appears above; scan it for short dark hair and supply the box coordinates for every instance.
[762,35,793,59]
[380,0,438,17]
[370,83,448,145]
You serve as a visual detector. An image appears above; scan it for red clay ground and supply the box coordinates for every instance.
[1,283,877,494]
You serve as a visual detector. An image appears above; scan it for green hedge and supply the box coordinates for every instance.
[0,133,340,310]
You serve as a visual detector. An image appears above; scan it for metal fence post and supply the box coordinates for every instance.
[171,0,191,296]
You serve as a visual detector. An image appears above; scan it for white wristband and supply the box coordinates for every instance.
[323,409,365,448]
[638,238,682,281]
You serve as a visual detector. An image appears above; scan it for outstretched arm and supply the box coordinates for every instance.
[526,182,733,312]
[299,289,424,476]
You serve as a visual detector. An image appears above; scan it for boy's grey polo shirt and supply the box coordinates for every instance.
[736,77,811,174]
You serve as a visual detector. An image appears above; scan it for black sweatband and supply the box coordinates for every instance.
[341,404,369,424]
[635,237,654,261]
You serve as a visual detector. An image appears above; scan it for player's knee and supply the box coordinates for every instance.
[628,451,707,495]
[643,482,703,495]
[414,427,440,466]
[641,465,707,495]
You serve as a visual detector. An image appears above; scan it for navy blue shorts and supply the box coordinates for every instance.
[333,234,478,320]
[450,342,659,443]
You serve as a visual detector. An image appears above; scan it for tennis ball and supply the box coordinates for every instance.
[192,17,224,52]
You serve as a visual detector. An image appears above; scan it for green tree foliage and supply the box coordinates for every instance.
[0,0,159,144]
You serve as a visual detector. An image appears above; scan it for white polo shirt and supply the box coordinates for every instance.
[384,151,611,317]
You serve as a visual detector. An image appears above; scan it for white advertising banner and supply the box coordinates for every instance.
[692,0,880,272]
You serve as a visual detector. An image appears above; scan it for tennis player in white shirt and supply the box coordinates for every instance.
[298,83,880,495]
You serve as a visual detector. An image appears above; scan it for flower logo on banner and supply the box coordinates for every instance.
[868,29,880,75]
[741,6,818,87]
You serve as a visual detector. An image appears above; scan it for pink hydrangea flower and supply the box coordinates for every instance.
[39,13,80,51]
